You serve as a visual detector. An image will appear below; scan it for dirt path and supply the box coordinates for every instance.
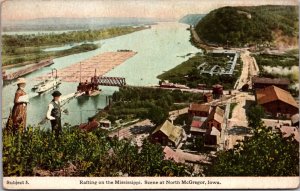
[224,50,259,149]
[236,50,259,90]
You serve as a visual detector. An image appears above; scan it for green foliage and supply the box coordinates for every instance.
[103,87,203,124]
[179,14,206,25]
[205,126,299,176]
[174,113,192,126]
[158,53,242,89]
[195,5,298,46]
[2,27,145,48]
[253,53,299,96]
[2,26,145,66]
[254,53,298,69]
[246,105,265,129]
[2,43,98,66]
[253,53,299,82]
[147,105,169,125]
[229,103,238,119]
[3,126,191,176]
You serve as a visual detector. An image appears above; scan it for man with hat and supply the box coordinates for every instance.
[47,90,62,137]
[8,78,29,133]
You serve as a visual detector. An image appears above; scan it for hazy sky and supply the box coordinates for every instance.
[2,0,298,21]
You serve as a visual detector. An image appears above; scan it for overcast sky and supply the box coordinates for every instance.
[2,0,298,21]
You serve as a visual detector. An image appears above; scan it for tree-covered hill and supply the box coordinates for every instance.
[179,14,206,25]
[195,5,298,47]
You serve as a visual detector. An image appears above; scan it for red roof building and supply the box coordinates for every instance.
[190,116,207,135]
[255,85,298,119]
[188,103,211,117]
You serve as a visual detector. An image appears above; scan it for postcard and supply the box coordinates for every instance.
[1,0,299,189]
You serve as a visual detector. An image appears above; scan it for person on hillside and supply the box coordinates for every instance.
[47,90,63,137]
[7,78,29,133]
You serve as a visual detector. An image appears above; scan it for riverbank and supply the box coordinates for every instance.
[190,26,216,51]
[2,26,147,66]
[3,43,99,67]
[2,22,199,127]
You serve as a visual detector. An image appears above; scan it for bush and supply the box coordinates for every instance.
[3,125,192,176]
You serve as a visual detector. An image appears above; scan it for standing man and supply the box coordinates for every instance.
[8,78,29,133]
[47,91,62,137]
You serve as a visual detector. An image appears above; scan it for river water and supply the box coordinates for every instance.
[2,22,200,128]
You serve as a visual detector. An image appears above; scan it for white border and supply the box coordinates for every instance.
[3,177,300,189]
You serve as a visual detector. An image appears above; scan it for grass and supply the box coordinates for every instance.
[158,53,242,89]
[229,103,238,119]
[253,53,298,69]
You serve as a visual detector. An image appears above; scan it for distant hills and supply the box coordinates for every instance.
[195,5,299,47]
[178,14,205,25]
[2,17,163,32]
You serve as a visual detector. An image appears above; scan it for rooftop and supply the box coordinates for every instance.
[189,103,210,113]
[256,85,298,108]
[152,120,183,145]
[207,126,221,135]
[207,106,225,125]
[252,76,290,85]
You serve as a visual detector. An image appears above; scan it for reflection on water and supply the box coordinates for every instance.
[2,22,200,127]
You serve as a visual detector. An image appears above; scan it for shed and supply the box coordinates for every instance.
[188,103,211,117]
[252,77,290,90]
[151,120,184,147]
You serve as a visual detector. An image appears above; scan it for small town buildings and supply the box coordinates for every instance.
[151,120,184,147]
[212,84,223,98]
[190,116,208,136]
[205,126,221,146]
[252,76,290,90]
[255,85,298,119]
[204,107,224,146]
[203,92,213,103]
[188,103,211,117]
[206,107,224,131]
[291,114,299,127]
[189,105,225,147]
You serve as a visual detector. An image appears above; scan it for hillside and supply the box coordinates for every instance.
[195,5,299,47]
[179,14,205,25]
